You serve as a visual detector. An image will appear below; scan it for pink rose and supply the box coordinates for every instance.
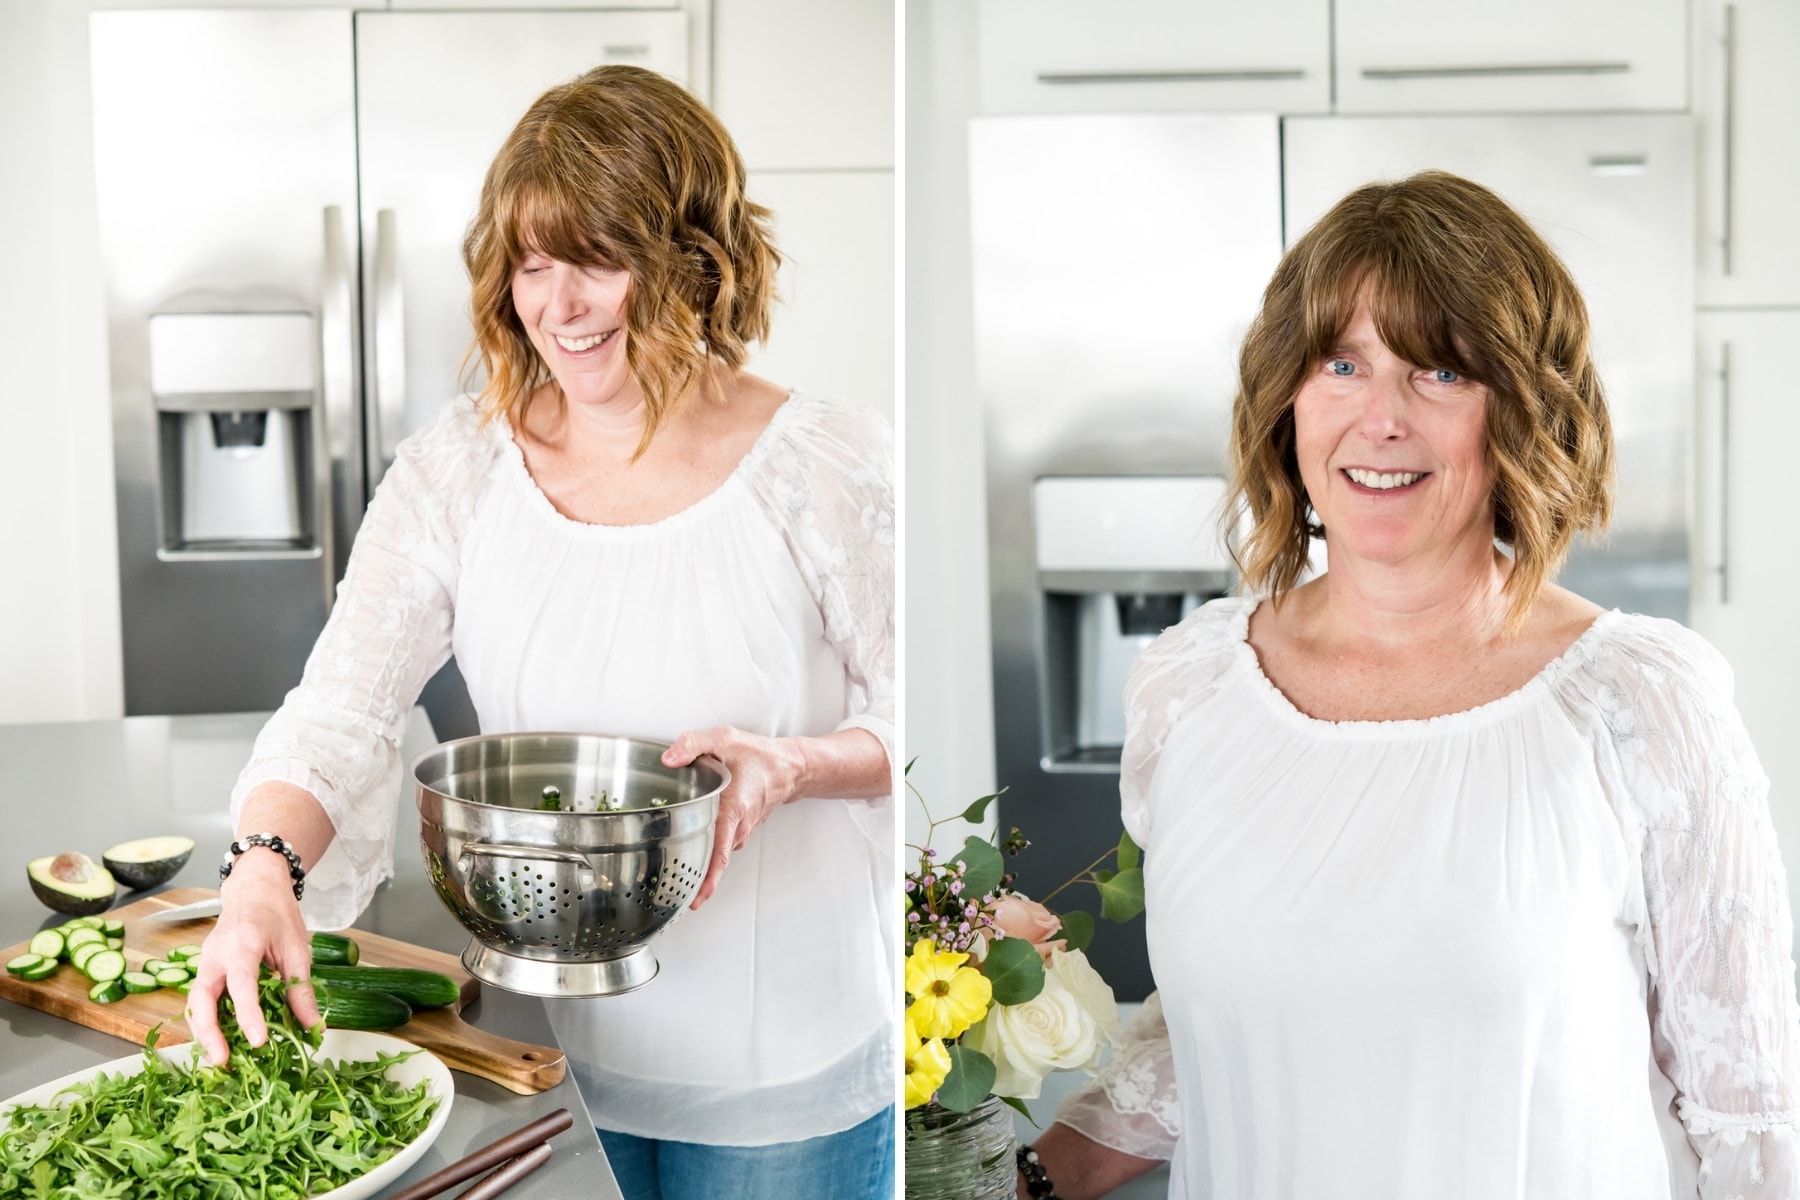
[989,895,1067,963]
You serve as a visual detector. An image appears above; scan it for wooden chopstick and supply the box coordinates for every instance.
[453,1142,554,1200]
[384,1107,574,1200]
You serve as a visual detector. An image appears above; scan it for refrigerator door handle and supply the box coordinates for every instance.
[371,207,407,491]
[1360,62,1630,80]
[1721,4,1737,276]
[320,204,355,609]
[1719,341,1733,605]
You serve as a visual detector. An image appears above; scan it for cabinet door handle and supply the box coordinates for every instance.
[370,207,406,492]
[319,205,354,608]
[1719,341,1733,604]
[1721,4,1738,276]
[1037,68,1306,85]
[1360,61,1630,80]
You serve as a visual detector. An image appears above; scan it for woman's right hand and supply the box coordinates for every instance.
[184,848,321,1066]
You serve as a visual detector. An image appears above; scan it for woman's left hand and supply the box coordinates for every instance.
[662,726,808,909]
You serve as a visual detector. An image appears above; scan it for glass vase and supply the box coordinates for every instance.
[904,1095,1017,1200]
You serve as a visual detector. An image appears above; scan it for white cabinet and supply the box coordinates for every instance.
[1690,313,1800,942]
[743,171,894,420]
[976,0,1330,115]
[713,0,893,169]
[1334,0,1687,113]
[1694,0,1800,307]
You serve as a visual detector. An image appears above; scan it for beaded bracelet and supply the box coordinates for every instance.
[220,833,306,901]
[1016,1144,1057,1198]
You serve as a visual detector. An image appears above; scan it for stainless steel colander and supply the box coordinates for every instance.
[413,732,727,998]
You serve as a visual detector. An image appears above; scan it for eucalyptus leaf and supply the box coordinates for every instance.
[956,835,1006,898]
[1097,866,1146,923]
[935,1045,997,1112]
[960,790,1004,824]
[1117,829,1141,871]
[983,936,1046,1005]
[1001,1095,1037,1125]
[1054,909,1095,952]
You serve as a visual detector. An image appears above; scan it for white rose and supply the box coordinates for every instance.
[963,948,1120,1099]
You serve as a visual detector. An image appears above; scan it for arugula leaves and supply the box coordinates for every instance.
[0,974,440,1198]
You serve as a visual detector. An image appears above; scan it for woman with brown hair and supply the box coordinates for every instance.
[1016,172,1800,1198]
[186,65,895,1199]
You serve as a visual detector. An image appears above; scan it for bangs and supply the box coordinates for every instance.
[491,170,623,272]
[1299,251,1487,386]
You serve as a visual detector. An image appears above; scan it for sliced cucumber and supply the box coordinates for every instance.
[6,953,47,976]
[100,919,125,938]
[153,967,190,987]
[64,927,105,952]
[88,978,125,1004]
[168,944,203,963]
[65,916,106,930]
[121,971,159,994]
[175,979,193,994]
[142,958,171,975]
[26,930,65,960]
[104,936,123,951]
[12,956,58,982]
[69,942,104,971]
[82,949,126,984]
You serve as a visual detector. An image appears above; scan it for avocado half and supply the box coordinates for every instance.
[102,835,196,890]
[27,852,118,915]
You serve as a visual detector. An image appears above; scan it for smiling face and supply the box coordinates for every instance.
[1292,303,1495,572]
[510,251,635,409]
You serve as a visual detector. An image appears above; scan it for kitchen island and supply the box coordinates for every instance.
[0,710,619,1199]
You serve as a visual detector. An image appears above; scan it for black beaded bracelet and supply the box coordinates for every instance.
[1016,1144,1057,1198]
[220,833,306,901]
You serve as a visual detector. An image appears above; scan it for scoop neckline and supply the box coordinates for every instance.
[496,390,802,537]
[1228,595,1619,737]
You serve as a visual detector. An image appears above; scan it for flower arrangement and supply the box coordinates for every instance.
[904,778,1145,1113]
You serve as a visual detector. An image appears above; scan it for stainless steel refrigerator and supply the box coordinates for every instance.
[971,112,1694,999]
[92,8,688,724]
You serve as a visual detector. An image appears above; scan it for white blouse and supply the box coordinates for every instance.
[1057,596,1800,1199]
[230,391,895,1147]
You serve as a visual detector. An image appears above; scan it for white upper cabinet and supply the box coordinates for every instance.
[976,0,1330,116]
[714,0,894,169]
[1334,0,1687,113]
[1694,0,1800,306]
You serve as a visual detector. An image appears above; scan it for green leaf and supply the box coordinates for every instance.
[1053,909,1095,952]
[1093,868,1115,885]
[935,1045,997,1112]
[1117,829,1141,871]
[1000,1094,1038,1126]
[905,755,918,775]
[983,936,1046,1005]
[960,789,1004,824]
[1097,867,1146,923]
[955,835,1006,898]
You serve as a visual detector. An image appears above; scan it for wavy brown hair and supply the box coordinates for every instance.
[462,65,780,454]
[1226,170,1613,630]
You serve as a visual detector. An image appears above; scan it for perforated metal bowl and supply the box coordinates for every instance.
[413,733,726,998]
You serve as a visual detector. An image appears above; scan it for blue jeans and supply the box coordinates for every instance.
[598,1106,894,1200]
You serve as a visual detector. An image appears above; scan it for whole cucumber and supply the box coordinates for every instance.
[311,964,461,1011]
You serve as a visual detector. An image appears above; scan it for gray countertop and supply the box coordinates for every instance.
[0,710,617,1199]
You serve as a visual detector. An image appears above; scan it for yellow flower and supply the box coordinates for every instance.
[904,1006,953,1108]
[905,940,993,1039]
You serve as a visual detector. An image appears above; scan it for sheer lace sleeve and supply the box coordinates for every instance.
[1119,597,1253,848]
[1555,616,1800,1196]
[229,399,498,930]
[744,394,895,803]
[1054,991,1181,1161]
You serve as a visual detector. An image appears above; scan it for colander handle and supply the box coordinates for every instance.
[459,842,598,887]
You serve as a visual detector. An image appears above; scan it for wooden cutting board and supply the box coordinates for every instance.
[0,887,566,1095]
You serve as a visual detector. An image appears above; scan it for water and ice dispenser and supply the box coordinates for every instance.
[1032,476,1235,769]
[148,312,321,556]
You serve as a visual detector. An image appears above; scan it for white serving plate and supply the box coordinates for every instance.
[0,1030,454,1200]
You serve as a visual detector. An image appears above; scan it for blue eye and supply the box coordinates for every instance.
[1432,368,1460,384]
[1326,359,1355,377]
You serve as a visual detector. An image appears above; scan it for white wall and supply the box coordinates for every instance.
[0,0,124,724]
[901,0,997,852]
